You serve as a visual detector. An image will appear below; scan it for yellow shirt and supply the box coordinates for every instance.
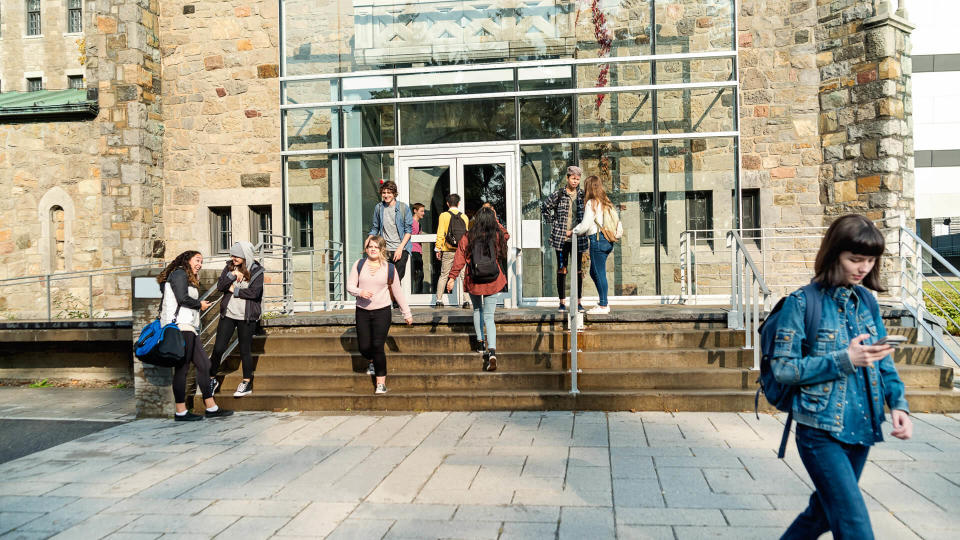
[435,209,469,252]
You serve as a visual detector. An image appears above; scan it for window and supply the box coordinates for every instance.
[209,207,232,254]
[27,78,43,92]
[67,0,82,33]
[249,205,273,245]
[289,204,314,250]
[740,189,761,246]
[51,206,65,272]
[685,191,713,245]
[638,193,657,245]
[68,75,84,89]
[26,0,41,36]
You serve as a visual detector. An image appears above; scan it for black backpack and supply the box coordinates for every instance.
[470,237,501,284]
[445,211,467,248]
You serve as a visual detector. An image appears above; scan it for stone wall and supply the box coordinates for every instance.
[0,0,88,91]
[816,0,914,225]
[159,0,281,258]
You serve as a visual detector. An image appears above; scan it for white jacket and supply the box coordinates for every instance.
[160,270,201,333]
[573,200,623,238]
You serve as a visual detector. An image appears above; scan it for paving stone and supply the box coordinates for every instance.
[610,452,657,479]
[211,516,289,540]
[498,521,558,540]
[119,514,238,535]
[722,509,797,527]
[616,508,725,526]
[569,447,609,467]
[558,507,614,539]
[616,525,675,540]
[453,504,559,522]
[199,499,309,517]
[674,525,785,539]
[892,510,958,539]
[322,518,394,540]
[47,512,138,539]
[512,488,611,507]
[613,479,665,508]
[415,488,514,505]
[564,467,611,492]
[351,503,456,521]
[0,497,76,514]
[384,519,501,539]
[0,530,55,539]
[17,497,117,532]
[101,533,162,540]
[703,468,809,495]
[365,447,446,503]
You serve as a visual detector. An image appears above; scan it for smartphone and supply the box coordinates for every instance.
[875,335,908,347]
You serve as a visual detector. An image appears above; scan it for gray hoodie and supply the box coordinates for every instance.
[218,241,264,321]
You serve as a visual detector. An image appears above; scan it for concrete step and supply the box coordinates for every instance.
[202,386,960,413]
[240,352,565,372]
[897,364,955,389]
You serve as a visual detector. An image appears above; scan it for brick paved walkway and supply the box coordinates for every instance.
[0,409,958,539]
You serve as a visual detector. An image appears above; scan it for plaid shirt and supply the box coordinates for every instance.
[541,187,588,252]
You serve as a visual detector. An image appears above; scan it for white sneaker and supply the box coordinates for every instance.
[375,383,388,395]
[587,305,610,315]
[366,362,376,375]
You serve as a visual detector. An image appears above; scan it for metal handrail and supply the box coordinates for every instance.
[569,232,580,395]
[727,231,772,371]
[289,240,345,310]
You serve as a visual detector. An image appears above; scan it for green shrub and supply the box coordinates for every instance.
[923,283,960,335]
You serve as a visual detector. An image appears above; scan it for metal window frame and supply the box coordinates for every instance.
[67,0,82,34]
[26,77,43,92]
[26,0,41,36]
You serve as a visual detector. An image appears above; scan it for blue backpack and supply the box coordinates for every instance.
[757,282,878,457]
[134,290,185,367]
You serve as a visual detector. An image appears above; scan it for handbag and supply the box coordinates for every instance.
[134,287,186,367]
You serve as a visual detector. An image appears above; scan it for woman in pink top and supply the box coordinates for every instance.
[348,236,413,394]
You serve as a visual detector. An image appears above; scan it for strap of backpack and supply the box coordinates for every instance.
[776,282,824,458]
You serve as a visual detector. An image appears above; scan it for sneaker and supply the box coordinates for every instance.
[375,383,388,395]
[366,362,376,375]
[587,305,610,315]
[205,408,234,418]
[462,301,471,309]
[435,300,444,308]
[476,340,486,354]
[174,411,203,422]
[558,303,568,312]
[486,351,497,372]
[234,380,253,397]
[577,304,586,313]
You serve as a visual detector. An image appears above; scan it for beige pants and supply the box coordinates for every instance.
[436,251,458,300]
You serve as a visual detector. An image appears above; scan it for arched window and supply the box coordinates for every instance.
[51,205,65,272]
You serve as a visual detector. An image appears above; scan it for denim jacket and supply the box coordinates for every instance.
[368,201,413,253]
[771,285,909,434]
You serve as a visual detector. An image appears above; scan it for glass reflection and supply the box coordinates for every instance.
[284,108,339,151]
[399,99,516,145]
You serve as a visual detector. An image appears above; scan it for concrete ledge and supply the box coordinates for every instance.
[0,319,133,331]
[0,327,132,343]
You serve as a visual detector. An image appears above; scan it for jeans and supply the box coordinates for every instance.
[588,234,613,306]
[385,250,409,282]
[555,243,584,303]
[470,293,498,350]
[209,317,258,380]
[173,331,212,404]
[781,424,874,540]
[411,251,424,294]
[356,306,392,377]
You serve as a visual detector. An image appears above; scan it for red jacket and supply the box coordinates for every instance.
[448,234,507,296]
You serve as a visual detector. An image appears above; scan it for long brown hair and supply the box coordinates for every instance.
[157,250,201,288]
[467,207,507,262]
[813,214,886,292]
[228,259,251,281]
[583,175,613,214]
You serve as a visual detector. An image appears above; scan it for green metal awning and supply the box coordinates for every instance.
[0,89,98,122]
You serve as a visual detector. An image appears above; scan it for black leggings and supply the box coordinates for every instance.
[356,306,392,377]
[173,330,212,404]
[209,317,258,380]
[556,244,584,302]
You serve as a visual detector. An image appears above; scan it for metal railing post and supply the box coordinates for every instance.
[309,250,315,312]
[46,274,52,321]
[569,232,580,396]
[88,274,94,318]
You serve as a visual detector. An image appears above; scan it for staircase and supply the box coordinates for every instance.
[205,308,960,413]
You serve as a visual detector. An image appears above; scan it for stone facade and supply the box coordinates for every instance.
[0,0,88,92]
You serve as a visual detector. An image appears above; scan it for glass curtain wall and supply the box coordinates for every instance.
[282,0,739,304]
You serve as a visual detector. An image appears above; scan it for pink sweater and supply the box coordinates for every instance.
[347,259,412,318]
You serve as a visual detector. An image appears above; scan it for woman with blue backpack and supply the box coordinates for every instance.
[446,206,507,371]
[348,235,413,395]
[771,214,911,539]
[157,251,233,421]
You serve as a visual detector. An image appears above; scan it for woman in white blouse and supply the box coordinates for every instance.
[570,175,622,314]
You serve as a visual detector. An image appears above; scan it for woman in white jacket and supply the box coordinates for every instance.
[157,250,233,421]
[570,175,621,314]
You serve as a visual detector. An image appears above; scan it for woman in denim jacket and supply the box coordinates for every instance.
[773,214,912,540]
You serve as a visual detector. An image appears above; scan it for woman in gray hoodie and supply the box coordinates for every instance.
[209,241,264,398]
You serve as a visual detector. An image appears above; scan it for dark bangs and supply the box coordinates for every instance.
[813,214,887,292]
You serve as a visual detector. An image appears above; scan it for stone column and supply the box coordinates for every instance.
[817,0,915,227]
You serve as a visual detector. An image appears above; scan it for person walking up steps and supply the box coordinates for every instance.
[572,175,622,315]
[773,214,912,539]
[446,206,507,371]
[435,193,469,308]
[347,236,413,394]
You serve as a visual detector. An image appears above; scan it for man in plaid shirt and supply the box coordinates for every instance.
[541,165,587,311]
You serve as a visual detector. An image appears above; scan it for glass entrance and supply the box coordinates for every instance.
[398,149,517,307]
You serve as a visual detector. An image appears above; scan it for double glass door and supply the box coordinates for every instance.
[398,149,517,307]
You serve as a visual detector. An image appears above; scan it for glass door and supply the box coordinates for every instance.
[398,149,518,307]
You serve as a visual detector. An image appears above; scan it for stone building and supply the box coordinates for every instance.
[0,0,916,315]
